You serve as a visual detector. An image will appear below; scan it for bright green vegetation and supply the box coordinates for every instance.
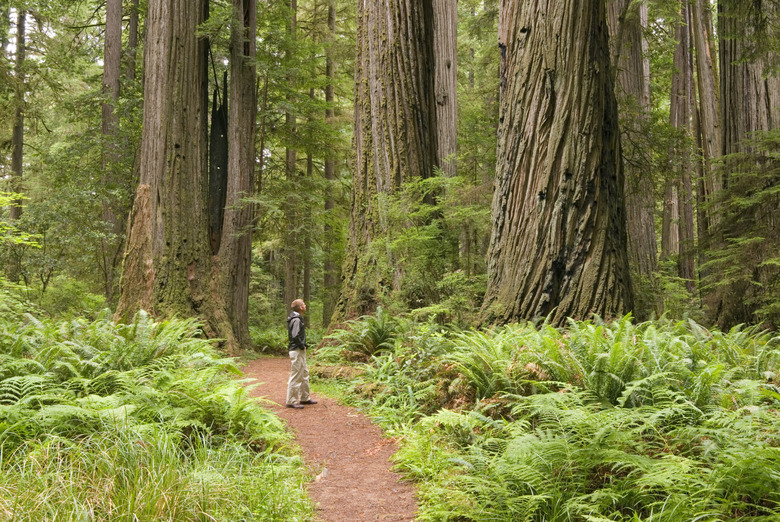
[317,313,780,521]
[0,310,311,521]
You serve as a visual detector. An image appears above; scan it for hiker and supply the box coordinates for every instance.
[286,299,317,409]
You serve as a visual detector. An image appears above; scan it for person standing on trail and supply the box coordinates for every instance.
[286,299,317,409]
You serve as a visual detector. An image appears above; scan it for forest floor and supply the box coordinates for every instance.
[243,357,419,521]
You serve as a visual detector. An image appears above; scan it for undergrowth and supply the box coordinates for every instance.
[316,314,780,521]
[0,310,311,521]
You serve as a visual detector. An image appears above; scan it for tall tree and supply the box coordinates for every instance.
[333,0,438,321]
[606,0,657,317]
[9,9,25,225]
[434,0,457,177]
[7,9,26,282]
[666,4,696,295]
[116,0,251,351]
[100,0,124,303]
[481,1,633,325]
[322,0,339,326]
[711,0,780,326]
[218,0,257,348]
[283,0,299,311]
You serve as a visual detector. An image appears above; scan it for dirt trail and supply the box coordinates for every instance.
[243,357,418,521]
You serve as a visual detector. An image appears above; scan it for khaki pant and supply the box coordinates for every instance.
[286,349,310,405]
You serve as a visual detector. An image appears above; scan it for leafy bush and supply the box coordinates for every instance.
[0,311,312,520]
[316,312,780,520]
[324,307,403,360]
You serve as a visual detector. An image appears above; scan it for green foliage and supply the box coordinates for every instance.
[703,129,780,328]
[325,307,402,360]
[0,311,311,520]
[317,312,780,520]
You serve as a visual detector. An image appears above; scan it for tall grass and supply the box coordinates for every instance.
[0,311,312,521]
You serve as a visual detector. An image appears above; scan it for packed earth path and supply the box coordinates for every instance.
[243,356,419,521]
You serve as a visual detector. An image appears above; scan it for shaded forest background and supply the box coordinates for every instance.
[2,0,780,347]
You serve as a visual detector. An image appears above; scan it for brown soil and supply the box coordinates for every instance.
[243,357,419,521]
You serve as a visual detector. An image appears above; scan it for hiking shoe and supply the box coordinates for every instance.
[286,404,304,409]
[300,400,318,405]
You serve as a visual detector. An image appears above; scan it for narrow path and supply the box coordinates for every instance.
[243,357,418,521]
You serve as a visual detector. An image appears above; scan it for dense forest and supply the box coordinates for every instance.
[3,0,779,338]
[2,0,780,520]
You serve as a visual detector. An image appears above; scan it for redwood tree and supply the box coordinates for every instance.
[481,1,633,325]
[333,0,438,321]
[607,0,657,317]
[116,0,255,352]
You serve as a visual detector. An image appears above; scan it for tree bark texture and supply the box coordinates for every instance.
[691,0,722,232]
[100,0,124,303]
[322,2,339,326]
[433,0,457,177]
[283,0,299,312]
[218,0,257,349]
[9,9,25,224]
[481,1,633,325]
[606,0,657,317]
[126,0,140,81]
[714,0,780,326]
[670,5,696,293]
[116,0,219,330]
[333,0,438,322]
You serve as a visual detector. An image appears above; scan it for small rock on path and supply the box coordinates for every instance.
[243,357,418,521]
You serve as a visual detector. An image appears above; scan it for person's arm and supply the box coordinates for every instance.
[290,317,305,349]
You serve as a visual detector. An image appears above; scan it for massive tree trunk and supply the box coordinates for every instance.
[116,0,243,351]
[714,0,780,327]
[333,0,438,322]
[217,0,256,348]
[606,0,657,317]
[481,1,633,325]
[100,0,124,303]
[433,0,457,177]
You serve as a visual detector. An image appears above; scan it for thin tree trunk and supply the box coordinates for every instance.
[322,1,338,326]
[126,0,140,81]
[333,0,438,323]
[678,5,696,294]
[9,9,25,225]
[101,0,123,303]
[481,1,633,325]
[8,9,26,283]
[284,0,299,312]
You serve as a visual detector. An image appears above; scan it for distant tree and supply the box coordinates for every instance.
[607,0,658,318]
[434,0,457,178]
[707,0,780,327]
[333,0,437,321]
[481,1,633,325]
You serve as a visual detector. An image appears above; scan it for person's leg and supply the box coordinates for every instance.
[299,350,310,402]
[286,350,304,405]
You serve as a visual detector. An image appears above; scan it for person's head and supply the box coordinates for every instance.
[291,299,307,314]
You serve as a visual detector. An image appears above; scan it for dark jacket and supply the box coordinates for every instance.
[287,311,306,350]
